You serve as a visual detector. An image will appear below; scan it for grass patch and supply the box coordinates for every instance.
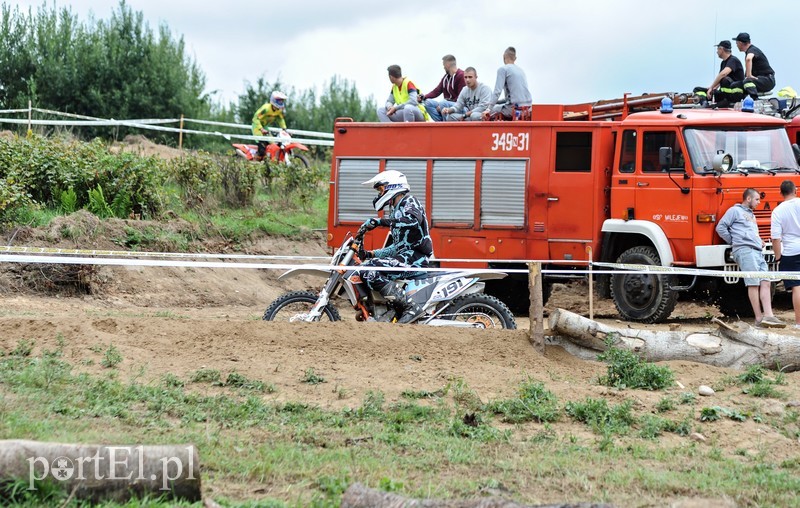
[3,350,800,507]
[487,379,560,424]
[565,397,635,435]
[100,344,123,368]
[597,338,674,390]
[302,368,326,385]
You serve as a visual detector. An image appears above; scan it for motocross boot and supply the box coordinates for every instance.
[379,283,423,324]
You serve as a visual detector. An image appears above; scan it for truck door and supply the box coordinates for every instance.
[634,130,693,239]
[547,131,595,261]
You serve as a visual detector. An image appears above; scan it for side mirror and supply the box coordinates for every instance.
[793,143,800,165]
[659,147,673,170]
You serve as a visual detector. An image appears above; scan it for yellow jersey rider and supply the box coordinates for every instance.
[252,91,288,161]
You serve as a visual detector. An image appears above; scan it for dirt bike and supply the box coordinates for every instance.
[232,129,310,169]
[263,226,517,329]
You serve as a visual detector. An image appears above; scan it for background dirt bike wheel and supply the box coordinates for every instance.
[442,293,517,329]
[263,290,341,322]
[290,153,310,168]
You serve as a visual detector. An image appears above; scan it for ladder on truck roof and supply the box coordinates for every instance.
[561,91,800,121]
[562,92,686,121]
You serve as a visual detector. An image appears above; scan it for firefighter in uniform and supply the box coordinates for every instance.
[357,170,434,323]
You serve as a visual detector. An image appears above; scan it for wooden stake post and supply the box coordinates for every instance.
[528,262,545,353]
[178,114,184,150]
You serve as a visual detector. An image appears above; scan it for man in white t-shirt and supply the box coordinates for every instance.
[770,180,800,326]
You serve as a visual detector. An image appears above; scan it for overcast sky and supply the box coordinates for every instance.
[11,0,800,111]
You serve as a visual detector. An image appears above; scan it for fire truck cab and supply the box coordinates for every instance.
[327,100,800,323]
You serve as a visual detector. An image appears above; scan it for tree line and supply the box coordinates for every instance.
[0,1,375,148]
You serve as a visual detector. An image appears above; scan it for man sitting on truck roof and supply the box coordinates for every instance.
[418,54,465,122]
[731,32,775,100]
[693,40,744,108]
[376,65,431,123]
[482,46,532,120]
[441,67,492,121]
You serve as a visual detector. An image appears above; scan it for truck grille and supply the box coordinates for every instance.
[753,210,772,241]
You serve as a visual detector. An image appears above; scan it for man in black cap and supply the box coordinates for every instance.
[732,32,775,99]
[693,40,744,107]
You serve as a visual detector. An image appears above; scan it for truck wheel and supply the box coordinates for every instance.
[717,280,765,319]
[610,246,678,323]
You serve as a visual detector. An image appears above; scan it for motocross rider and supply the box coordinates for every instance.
[251,91,288,161]
[357,170,434,324]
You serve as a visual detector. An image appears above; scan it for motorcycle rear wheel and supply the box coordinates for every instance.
[442,293,517,329]
[263,290,341,322]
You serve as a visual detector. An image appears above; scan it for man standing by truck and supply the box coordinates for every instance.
[772,181,800,328]
[717,188,785,327]
[732,32,775,100]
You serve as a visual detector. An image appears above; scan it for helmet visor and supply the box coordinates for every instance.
[272,98,286,108]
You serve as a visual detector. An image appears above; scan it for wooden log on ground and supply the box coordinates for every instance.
[547,308,800,371]
[341,482,614,508]
[0,440,201,503]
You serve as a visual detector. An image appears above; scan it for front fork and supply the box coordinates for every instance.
[304,271,343,321]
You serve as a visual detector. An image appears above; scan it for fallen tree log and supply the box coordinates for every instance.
[340,482,613,508]
[0,440,201,503]
[547,308,800,371]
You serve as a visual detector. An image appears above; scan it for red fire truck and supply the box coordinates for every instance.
[326,96,800,323]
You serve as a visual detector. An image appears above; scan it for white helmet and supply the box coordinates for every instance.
[270,91,287,111]
[362,170,410,211]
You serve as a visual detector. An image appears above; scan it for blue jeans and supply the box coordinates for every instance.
[424,99,456,122]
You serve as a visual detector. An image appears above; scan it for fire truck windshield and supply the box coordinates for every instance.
[684,127,800,174]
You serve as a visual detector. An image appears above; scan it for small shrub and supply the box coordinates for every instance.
[738,365,766,384]
[87,184,113,218]
[565,397,635,435]
[162,373,185,388]
[301,368,326,385]
[100,344,123,368]
[745,381,786,399]
[11,339,35,357]
[58,187,78,214]
[488,379,560,424]
[225,371,266,392]
[597,339,674,390]
[190,368,221,384]
[701,406,747,422]
[655,396,676,413]
[679,392,697,405]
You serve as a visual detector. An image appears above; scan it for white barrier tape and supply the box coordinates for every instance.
[0,253,531,274]
[0,245,329,261]
[592,261,800,280]
[0,117,335,147]
[2,251,798,280]
[0,108,32,114]
[0,245,585,265]
[183,118,335,139]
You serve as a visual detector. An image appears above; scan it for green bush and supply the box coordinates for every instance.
[597,339,675,391]
[566,397,635,435]
[488,379,561,424]
[0,134,166,219]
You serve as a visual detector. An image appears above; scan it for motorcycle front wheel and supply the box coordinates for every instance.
[443,293,517,329]
[263,290,341,322]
